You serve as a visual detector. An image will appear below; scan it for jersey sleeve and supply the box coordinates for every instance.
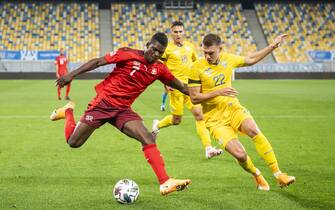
[104,48,130,64]
[188,63,201,87]
[227,53,246,68]
[158,64,175,84]
[160,51,168,63]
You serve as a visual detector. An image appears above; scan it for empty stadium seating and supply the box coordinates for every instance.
[0,2,100,62]
[255,3,334,63]
[110,2,257,56]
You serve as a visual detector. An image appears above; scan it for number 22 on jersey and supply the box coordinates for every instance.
[213,73,225,87]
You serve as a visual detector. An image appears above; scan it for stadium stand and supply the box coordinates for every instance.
[0,2,100,62]
[255,2,335,63]
[110,2,257,56]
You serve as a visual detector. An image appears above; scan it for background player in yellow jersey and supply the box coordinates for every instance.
[152,21,223,159]
[188,33,295,191]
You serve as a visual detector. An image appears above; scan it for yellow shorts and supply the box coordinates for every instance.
[168,89,201,115]
[206,100,253,148]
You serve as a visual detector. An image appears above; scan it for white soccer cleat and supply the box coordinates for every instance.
[152,119,160,135]
[160,105,166,111]
[205,146,223,159]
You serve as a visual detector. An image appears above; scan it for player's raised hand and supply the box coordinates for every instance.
[56,73,73,87]
[217,87,238,97]
[272,34,288,48]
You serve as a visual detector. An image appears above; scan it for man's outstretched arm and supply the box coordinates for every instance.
[244,34,288,66]
[56,56,108,87]
[166,78,189,95]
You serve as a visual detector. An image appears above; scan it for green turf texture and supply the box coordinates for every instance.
[0,80,334,210]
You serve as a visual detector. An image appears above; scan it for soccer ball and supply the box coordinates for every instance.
[113,179,139,204]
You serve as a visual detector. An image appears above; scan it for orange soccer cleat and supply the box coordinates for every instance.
[253,174,270,191]
[50,101,75,121]
[160,178,191,196]
[277,173,296,188]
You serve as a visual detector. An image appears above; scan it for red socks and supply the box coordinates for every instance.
[143,144,169,184]
[57,84,71,99]
[65,83,71,97]
[65,108,76,142]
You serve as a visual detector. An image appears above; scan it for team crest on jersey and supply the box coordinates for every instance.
[151,68,157,75]
[204,67,212,76]
[181,55,188,64]
[221,61,227,68]
[185,46,191,52]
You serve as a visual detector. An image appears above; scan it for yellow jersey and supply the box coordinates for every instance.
[161,41,198,83]
[188,53,246,112]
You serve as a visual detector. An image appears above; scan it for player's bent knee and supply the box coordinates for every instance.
[172,120,181,125]
[235,150,247,162]
[172,116,182,125]
[247,127,259,138]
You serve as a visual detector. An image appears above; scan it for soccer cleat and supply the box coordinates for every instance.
[58,96,61,100]
[152,119,160,135]
[50,101,75,121]
[276,173,296,188]
[253,174,270,191]
[160,105,166,111]
[205,146,224,159]
[65,96,71,100]
[160,178,191,196]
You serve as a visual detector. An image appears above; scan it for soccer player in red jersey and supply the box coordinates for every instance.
[50,33,236,196]
[55,48,71,100]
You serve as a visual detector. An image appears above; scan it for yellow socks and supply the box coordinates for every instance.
[252,133,280,174]
[158,115,173,129]
[238,156,258,175]
[195,120,211,148]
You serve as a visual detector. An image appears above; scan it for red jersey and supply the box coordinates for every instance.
[55,55,68,76]
[91,48,175,108]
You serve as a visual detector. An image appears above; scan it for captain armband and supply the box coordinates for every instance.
[188,79,201,84]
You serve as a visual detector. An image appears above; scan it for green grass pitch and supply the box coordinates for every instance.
[0,79,334,210]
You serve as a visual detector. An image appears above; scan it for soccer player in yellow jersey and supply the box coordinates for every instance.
[152,21,223,159]
[188,34,295,191]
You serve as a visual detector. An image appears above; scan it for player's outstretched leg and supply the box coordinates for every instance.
[50,101,95,147]
[123,120,191,195]
[226,139,270,191]
[240,118,296,188]
[152,115,180,135]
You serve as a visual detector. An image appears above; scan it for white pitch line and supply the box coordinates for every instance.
[0,115,334,119]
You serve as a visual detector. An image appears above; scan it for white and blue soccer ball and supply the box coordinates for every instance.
[113,179,139,204]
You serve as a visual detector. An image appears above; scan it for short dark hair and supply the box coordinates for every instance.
[202,34,222,47]
[171,21,184,28]
[151,32,168,47]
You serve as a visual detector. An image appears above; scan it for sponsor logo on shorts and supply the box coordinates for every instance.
[85,115,93,122]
